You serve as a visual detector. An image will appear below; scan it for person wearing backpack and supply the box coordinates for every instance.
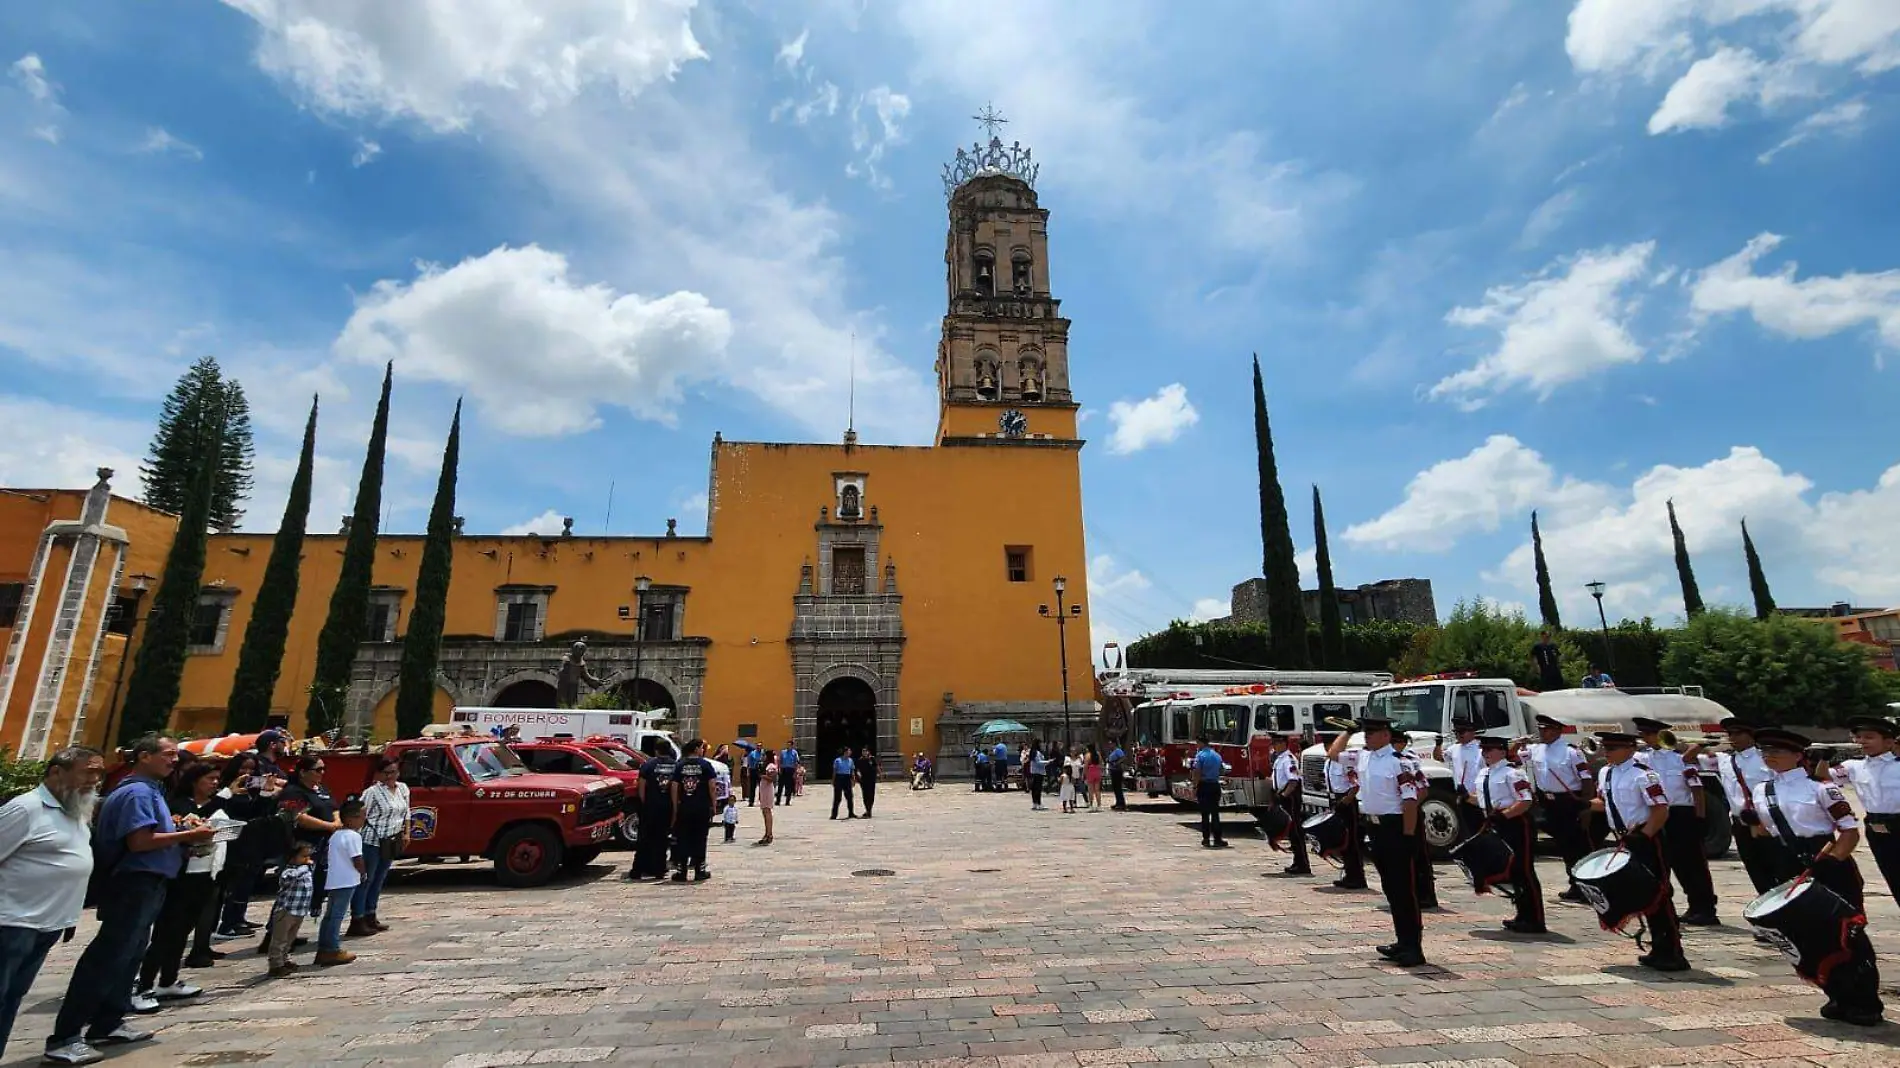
[43,735,216,1066]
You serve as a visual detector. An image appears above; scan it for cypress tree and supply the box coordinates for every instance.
[1253,355,1309,668]
[395,401,460,740]
[140,356,255,531]
[306,363,392,735]
[1667,499,1705,618]
[119,400,222,743]
[1312,485,1344,669]
[1742,519,1776,620]
[1532,510,1562,629]
[225,396,318,732]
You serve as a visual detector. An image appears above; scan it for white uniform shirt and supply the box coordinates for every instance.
[1325,750,1356,796]
[1478,761,1534,814]
[1753,768,1858,838]
[0,785,95,931]
[1598,759,1668,834]
[1712,746,1771,820]
[1831,751,1900,815]
[1446,739,1482,795]
[1271,750,1297,791]
[1522,737,1592,794]
[1356,746,1417,816]
[1640,745,1700,808]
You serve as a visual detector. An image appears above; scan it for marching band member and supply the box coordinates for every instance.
[1828,716,1900,903]
[1435,718,1484,838]
[1322,731,1367,890]
[1270,733,1310,876]
[1517,715,1595,905]
[1390,732,1439,910]
[1709,719,1777,896]
[1356,717,1426,968]
[1590,731,1689,972]
[1477,735,1545,934]
[1632,718,1718,925]
[1752,728,1883,1027]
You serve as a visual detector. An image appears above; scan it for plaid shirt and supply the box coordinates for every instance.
[361,782,411,844]
[275,863,315,917]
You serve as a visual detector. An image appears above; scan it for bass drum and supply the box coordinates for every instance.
[1572,847,1661,933]
[1257,805,1294,851]
[1302,811,1349,860]
[1449,829,1515,896]
[1743,877,1865,987]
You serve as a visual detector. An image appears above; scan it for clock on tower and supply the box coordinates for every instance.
[999,410,1028,438]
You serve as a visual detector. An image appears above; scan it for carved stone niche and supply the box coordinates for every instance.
[834,473,867,521]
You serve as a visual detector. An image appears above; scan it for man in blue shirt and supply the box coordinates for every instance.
[744,746,763,806]
[1108,738,1128,810]
[44,735,215,1064]
[829,749,859,819]
[972,747,990,792]
[777,745,800,805]
[993,742,1010,790]
[1193,736,1229,848]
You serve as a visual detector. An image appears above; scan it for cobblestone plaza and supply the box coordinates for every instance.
[6,788,1897,1068]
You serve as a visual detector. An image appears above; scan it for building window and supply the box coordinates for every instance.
[187,591,238,654]
[503,601,539,642]
[831,546,867,595]
[105,589,142,636]
[365,593,402,643]
[0,582,23,628]
[641,602,674,641]
[1005,547,1031,583]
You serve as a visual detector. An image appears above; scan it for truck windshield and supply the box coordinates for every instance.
[455,742,525,782]
[1364,685,1445,735]
[583,746,635,771]
[1196,704,1249,746]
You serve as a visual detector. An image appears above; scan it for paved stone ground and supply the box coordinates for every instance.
[7,786,1900,1068]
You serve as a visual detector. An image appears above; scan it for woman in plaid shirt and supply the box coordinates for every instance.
[349,759,410,937]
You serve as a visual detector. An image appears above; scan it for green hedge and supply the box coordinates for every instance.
[1,750,44,805]
[1127,618,1426,674]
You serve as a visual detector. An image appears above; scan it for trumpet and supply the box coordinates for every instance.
[1657,727,1678,749]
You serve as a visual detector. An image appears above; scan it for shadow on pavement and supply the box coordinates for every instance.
[1467,927,1578,944]
[384,860,617,895]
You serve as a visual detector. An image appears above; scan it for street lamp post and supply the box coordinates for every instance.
[1585,580,1616,675]
[1038,576,1084,750]
[100,572,156,749]
[632,575,651,711]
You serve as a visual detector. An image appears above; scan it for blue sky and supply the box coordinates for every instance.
[3,1,1898,656]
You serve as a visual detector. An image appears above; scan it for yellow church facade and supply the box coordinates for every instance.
[1,151,1095,769]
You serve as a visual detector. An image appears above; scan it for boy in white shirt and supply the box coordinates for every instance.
[316,801,367,967]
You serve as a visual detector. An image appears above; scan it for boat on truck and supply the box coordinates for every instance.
[1097,666,1392,801]
[1297,675,1735,857]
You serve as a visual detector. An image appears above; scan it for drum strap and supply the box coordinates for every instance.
[1603,766,1629,838]
[1729,754,1755,814]
[1763,782,1813,865]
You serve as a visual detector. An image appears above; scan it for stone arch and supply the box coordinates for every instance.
[484,669,559,706]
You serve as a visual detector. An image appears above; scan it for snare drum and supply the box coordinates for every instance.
[1743,877,1865,987]
[1572,847,1662,932]
[1257,805,1293,851]
[1302,811,1349,860]
[1449,829,1516,896]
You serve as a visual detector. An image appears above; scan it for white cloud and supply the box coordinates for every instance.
[1757,95,1870,161]
[10,53,54,103]
[1690,232,1900,356]
[334,244,733,436]
[218,0,707,131]
[0,395,145,491]
[771,81,839,126]
[776,29,808,72]
[350,137,381,167]
[1810,465,1900,599]
[1344,435,1613,553]
[1518,187,1583,249]
[845,86,909,189]
[1105,383,1199,455]
[1088,553,1152,600]
[501,509,569,536]
[1647,46,1777,133]
[1295,547,1318,586]
[1189,597,1229,622]
[136,127,204,161]
[1430,242,1657,406]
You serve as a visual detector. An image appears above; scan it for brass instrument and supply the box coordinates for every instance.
[1657,727,1678,749]
[1323,716,1357,732]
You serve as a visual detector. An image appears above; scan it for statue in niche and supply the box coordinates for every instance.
[839,483,863,520]
[556,641,603,708]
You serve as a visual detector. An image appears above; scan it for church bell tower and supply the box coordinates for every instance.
[935,107,1077,445]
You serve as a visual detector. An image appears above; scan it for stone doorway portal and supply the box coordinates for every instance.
[813,676,878,765]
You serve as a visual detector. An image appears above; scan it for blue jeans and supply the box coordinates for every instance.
[48,872,167,1048]
[350,842,396,918]
[1,926,60,1060]
[316,888,354,951]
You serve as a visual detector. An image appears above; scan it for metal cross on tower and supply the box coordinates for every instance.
[972,103,1008,139]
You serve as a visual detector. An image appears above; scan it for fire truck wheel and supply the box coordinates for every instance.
[562,846,604,870]
[613,814,639,847]
[493,824,564,887]
[1418,789,1462,859]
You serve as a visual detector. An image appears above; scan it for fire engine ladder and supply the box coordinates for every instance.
[21,533,104,758]
[0,532,54,740]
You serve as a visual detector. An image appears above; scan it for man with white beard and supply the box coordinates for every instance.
[0,746,104,1061]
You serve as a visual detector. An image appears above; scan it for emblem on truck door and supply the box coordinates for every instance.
[407,808,439,841]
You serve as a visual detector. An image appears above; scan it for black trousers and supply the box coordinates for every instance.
[1111,769,1126,809]
[1542,792,1591,891]
[1413,824,1438,906]
[1196,782,1224,843]
[1733,821,1781,895]
[743,767,756,804]
[1491,814,1546,929]
[1274,792,1308,870]
[831,776,856,818]
[48,873,167,1048]
[1335,800,1366,884]
[860,780,877,817]
[672,810,710,871]
[139,872,216,990]
[1623,832,1684,960]
[1370,815,1422,952]
[778,768,796,804]
[1028,773,1044,807]
[1662,807,1717,913]
[1866,818,1900,903]
[632,807,672,876]
[975,764,989,791]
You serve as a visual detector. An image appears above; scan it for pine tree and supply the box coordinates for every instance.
[225,397,317,732]
[395,401,460,740]
[1668,499,1705,618]
[1532,510,1562,629]
[140,356,255,531]
[119,399,222,743]
[306,364,392,735]
[1312,485,1344,669]
[1742,519,1777,620]
[1253,356,1309,668]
